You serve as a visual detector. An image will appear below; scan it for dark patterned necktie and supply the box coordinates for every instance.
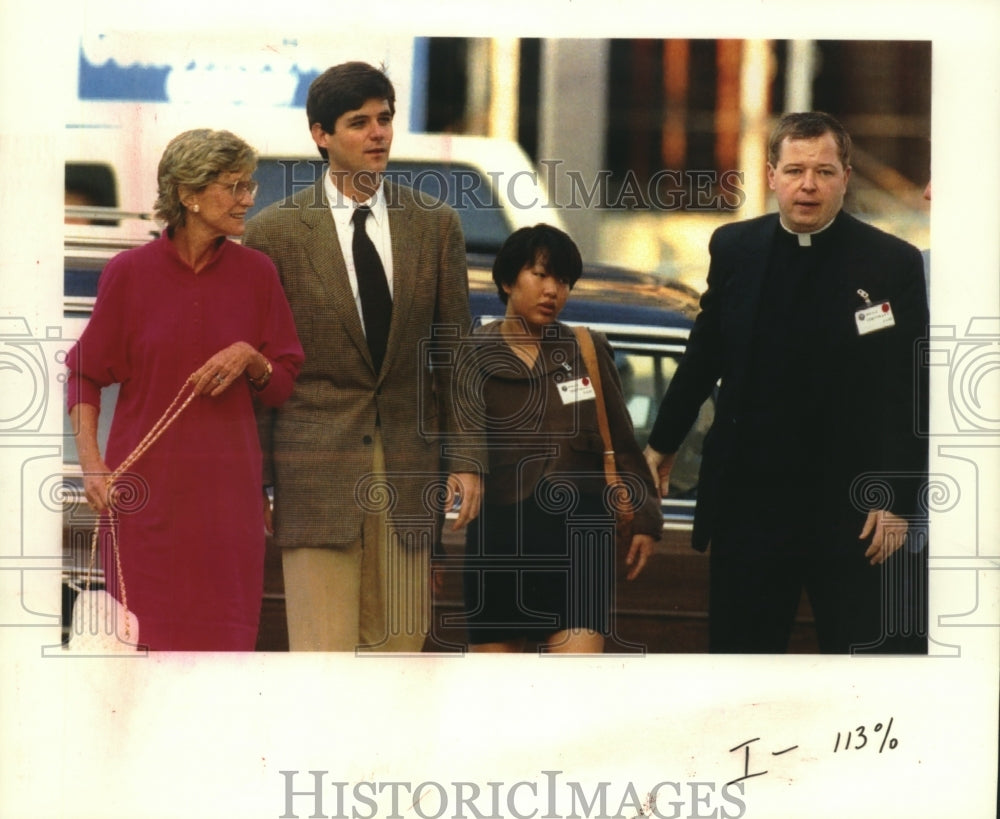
[351,206,392,372]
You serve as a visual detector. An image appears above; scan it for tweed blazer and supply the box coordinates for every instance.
[243,179,483,547]
[648,211,929,552]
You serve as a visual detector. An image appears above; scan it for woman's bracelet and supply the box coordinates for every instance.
[247,357,273,391]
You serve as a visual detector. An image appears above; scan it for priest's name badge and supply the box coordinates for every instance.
[855,301,896,335]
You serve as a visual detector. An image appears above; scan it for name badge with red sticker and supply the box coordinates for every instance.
[854,289,896,335]
[558,376,597,404]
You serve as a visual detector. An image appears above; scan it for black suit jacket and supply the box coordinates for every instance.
[649,211,928,553]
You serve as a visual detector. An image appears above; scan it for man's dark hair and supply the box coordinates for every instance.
[492,224,583,304]
[767,111,852,168]
[306,62,396,159]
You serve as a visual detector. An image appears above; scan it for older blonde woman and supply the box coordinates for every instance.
[66,129,304,650]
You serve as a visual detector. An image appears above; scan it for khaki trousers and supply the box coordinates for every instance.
[280,431,430,652]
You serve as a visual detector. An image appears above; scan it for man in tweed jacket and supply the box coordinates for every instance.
[244,62,482,652]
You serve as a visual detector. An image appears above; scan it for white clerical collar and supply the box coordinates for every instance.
[779,214,837,246]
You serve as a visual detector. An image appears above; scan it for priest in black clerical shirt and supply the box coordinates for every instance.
[644,112,929,654]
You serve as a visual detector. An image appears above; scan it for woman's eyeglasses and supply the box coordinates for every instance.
[213,179,259,199]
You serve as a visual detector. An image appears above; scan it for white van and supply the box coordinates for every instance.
[65,103,565,253]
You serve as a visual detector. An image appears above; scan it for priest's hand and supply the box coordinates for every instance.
[860,509,909,566]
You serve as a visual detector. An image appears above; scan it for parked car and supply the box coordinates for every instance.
[59,211,818,653]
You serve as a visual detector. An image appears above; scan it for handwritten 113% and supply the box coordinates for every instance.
[833,717,899,753]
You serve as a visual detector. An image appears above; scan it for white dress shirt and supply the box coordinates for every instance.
[322,169,395,335]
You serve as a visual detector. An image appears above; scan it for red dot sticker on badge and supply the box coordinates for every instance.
[582,377,590,386]
[881,303,890,312]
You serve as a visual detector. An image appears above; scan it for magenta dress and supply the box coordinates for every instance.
[66,233,303,651]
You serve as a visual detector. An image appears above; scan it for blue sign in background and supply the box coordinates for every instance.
[77,47,319,107]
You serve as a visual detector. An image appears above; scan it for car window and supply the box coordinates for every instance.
[65,162,117,207]
[63,382,119,467]
[386,161,513,254]
[65,258,103,301]
[614,348,712,500]
[63,255,117,466]
[249,158,513,254]
[249,158,324,220]
[65,162,119,225]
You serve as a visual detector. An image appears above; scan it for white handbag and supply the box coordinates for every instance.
[66,513,140,653]
[67,591,139,653]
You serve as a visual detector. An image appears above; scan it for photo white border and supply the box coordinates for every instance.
[2,1,997,817]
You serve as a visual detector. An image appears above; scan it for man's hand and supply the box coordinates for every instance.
[446,472,481,530]
[860,509,909,565]
[643,445,676,498]
[262,490,274,536]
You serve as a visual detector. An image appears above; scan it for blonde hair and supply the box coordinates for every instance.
[154,129,257,229]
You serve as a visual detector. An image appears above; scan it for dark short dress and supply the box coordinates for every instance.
[464,489,616,643]
[460,321,661,645]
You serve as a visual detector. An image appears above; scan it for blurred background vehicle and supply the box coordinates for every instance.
[66,131,567,256]
[249,133,568,255]
[66,31,930,290]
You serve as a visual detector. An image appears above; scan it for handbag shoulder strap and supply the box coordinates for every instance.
[572,325,616,485]
[84,375,199,636]
[572,325,635,523]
